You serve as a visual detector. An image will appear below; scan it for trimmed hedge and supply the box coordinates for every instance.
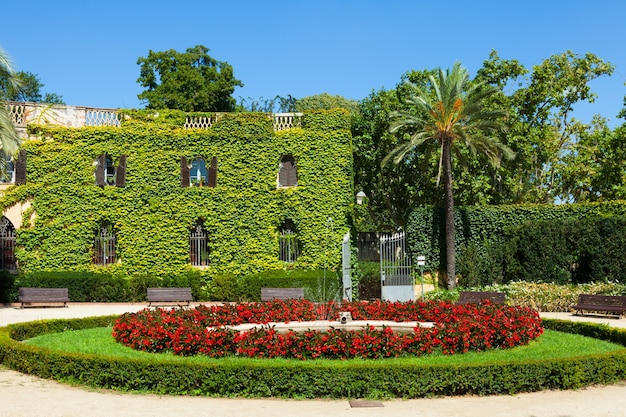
[4,268,341,303]
[407,202,626,284]
[1,316,625,398]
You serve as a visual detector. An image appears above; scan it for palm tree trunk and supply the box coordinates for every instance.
[442,137,456,289]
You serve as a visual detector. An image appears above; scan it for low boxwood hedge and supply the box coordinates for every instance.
[1,317,625,398]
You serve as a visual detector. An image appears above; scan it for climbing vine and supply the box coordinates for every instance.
[1,110,353,281]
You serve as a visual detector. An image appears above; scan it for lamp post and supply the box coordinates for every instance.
[356,190,366,205]
[417,255,426,298]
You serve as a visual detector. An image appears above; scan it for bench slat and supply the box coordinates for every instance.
[573,294,626,317]
[147,287,193,307]
[19,288,69,308]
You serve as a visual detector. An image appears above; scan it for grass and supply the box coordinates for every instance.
[24,327,625,367]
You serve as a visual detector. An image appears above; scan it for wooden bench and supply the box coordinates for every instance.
[456,291,506,305]
[572,294,626,318]
[19,287,69,308]
[147,287,193,307]
[261,287,305,301]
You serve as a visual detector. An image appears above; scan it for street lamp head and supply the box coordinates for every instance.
[356,190,366,205]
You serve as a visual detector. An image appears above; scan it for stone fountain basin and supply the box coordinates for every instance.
[210,320,435,334]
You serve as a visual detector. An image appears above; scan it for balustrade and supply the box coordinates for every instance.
[6,102,302,132]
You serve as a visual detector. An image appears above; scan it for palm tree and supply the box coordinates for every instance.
[0,46,20,177]
[383,62,513,289]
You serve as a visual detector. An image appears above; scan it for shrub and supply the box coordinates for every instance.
[2,315,625,398]
[238,269,340,301]
[423,282,626,312]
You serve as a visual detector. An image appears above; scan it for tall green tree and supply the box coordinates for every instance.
[476,51,614,203]
[0,47,21,176]
[0,70,64,104]
[383,62,513,288]
[295,93,358,113]
[557,117,626,202]
[137,45,243,112]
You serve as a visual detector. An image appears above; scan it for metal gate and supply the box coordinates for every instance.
[341,232,352,301]
[380,231,414,302]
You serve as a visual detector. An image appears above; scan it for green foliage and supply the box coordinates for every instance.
[302,108,351,131]
[295,93,358,113]
[0,71,64,104]
[0,111,352,295]
[353,261,381,300]
[2,317,626,398]
[407,201,626,282]
[136,45,243,112]
[238,268,340,302]
[353,51,619,230]
[423,281,626,312]
[502,216,626,284]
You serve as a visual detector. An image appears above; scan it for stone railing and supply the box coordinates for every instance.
[7,102,303,135]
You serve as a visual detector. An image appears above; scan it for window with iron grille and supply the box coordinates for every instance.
[0,216,16,270]
[0,155,14,184]
[279,219,299,262]
[94,223,116,266]
[190,221,209,266]
[277,155,298,187]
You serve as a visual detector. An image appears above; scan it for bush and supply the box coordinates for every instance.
[1,315,625,398]
[423,282,626,312]
[238,269,340,301]
[354,261,381,300]
[407,203,626,282]
[16,271,130,302]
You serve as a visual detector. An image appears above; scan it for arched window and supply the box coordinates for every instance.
[190,221,209,266]
[190,158,209,187]
[278,219,299,262]
[278,155,298,187]
[94,222,116,266]
[0,216,16,270]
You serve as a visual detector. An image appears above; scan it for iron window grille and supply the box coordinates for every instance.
[94,223,116,266]
[279,220,299,262]
[0,217,16,270]
[190,222,209,266]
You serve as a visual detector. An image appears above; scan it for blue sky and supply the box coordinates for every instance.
[1,0,625,126]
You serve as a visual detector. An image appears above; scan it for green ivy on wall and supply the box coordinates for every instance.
[1,109,354,280]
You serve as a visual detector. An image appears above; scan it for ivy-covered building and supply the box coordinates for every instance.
[0,106,354,282]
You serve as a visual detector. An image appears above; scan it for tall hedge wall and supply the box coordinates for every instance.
[0,110,353,281]
[406,202,626,282]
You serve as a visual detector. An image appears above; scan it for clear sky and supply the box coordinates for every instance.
[1,0,625,126]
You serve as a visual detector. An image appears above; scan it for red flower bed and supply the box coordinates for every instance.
[112,299,543,360]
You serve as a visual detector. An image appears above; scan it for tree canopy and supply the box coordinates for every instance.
[0,70,64,104]
[137,45,243,112]
[383,62,512,288]
[353,50,624,231]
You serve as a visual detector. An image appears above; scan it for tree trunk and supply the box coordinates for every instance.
[442,138,456,289]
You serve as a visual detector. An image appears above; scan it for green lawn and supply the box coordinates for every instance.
[24,327,624,367]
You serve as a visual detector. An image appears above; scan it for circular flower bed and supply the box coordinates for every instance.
[113,299,543,360]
